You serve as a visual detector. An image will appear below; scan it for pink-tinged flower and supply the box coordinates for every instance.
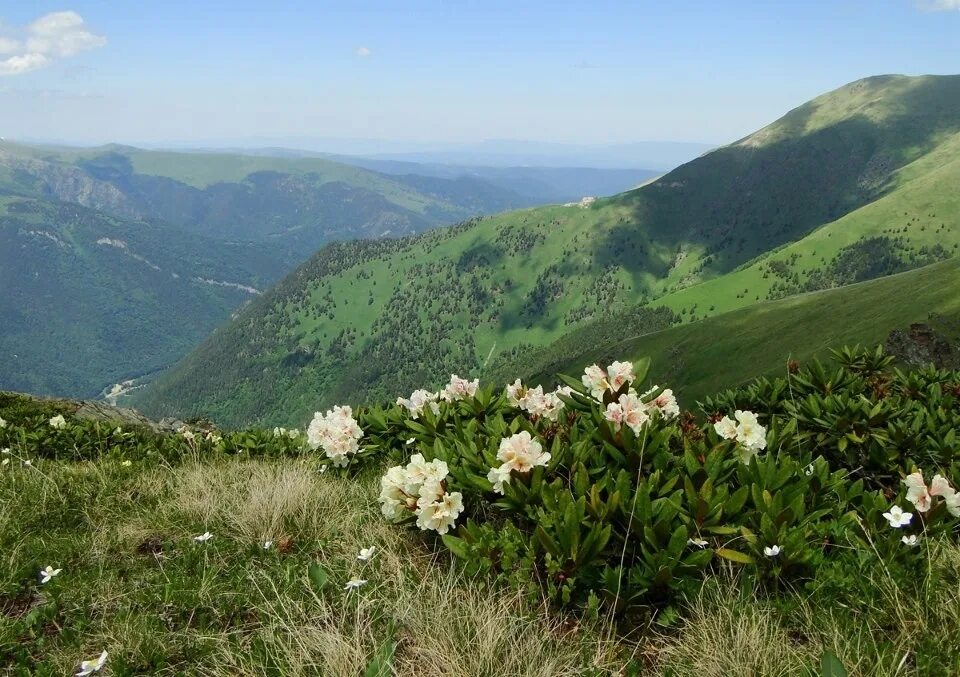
[505,379,526,406]
[929,474,955,498]
[581,364,610,400]
[441,374,479,402]
[606,361,635,391]
[903,472,932,513]
[397,389,438,419]
[415,491,464,534]
[606,394,649,435]
[648,388,680,420]
[487,464,513,494]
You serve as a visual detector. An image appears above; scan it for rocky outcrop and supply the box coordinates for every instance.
[885,322,958,369]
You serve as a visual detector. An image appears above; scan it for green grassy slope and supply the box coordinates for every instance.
[133,74,960,427]
[516,257,960,404]
[0,196,290,398]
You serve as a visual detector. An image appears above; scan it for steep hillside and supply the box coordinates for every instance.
[134,75,960,427]
[0,143,532,254]
[495,256,960,403]
[0,196,289,397]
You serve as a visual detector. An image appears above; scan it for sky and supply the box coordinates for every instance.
[0,1,959,149]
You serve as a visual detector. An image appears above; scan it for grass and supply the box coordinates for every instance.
[0,454,629,675]
[524,256,960,404]
[4,448,960,675]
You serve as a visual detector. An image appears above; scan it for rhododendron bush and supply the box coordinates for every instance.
[357,348,960,613]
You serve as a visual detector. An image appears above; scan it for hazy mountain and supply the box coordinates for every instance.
[133,74,960,426]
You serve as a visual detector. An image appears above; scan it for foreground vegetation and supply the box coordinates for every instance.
[4,345,960,674]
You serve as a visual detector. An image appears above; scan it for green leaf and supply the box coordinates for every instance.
[819,650,848,677]
[441,534,470,560]
[715,548,755,565]
[364,635,397,677]
[308,563,329,593]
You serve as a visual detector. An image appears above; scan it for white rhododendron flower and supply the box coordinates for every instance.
[416,490,464,534]
[604,393,650,435]
[194,531,213,542]
[307,405,364,466]
[344,577,367,591]
[763,545,781,557]
[487,431,551,495]
[882,505,913,528]
[505,379,525,406]
[581,364,611,400]
[486,464,514,494]
[647,388,680,420]
[40,566,62,584]
[901,534,919,547]
[714,416,737,440]
[76,650,108,676]
[946,491,960,518]
[180,428,195,441]
[734,410,767,451]
[715,410,767,463]
[49,414,66,430]
[273,427,287,437]
[378,454,463,534]
[357,546,377,561]
[496,431,550,473]
[441,374,479,402]
[606,361,636,392]
[506,380,567,421]
[397,388,439,419]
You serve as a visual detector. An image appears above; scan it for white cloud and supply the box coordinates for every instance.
[921,0,960,9]
[0,11,105,77]
[355,46,372,57]
[0,37,20,55]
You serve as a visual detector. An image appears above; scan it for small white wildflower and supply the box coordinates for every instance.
[76,650,108,676]
[804,463,814,476]
[763,545,781,557]
[318,465,328,474]
[344,577,367,591]
[357,546,377,561]
[120,460,132,468]
[687,538,709,548]
[23,459,32,467]
[0,416,7,428]
[263,540,273,550]
[194,531,213,543]
[901,534,919,547]
[49,414,67,430]
[40,565,62,584]
[882,505,913,528]
[1,447,9,454]
[405,438,415,445]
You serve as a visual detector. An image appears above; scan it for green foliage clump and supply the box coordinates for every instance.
[368,347,960,621]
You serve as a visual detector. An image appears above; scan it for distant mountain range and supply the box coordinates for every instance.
[130,74,960,427]
[0,142,658,398]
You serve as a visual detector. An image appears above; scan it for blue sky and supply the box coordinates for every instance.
[1,1,959,147]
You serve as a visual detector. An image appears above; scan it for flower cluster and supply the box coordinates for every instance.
[49,414,66,430]
[581,361,635,400]
[604,387,680,435]
[903,470,960,516]
[307,405,364,466]
[713,410,767,463]
[272,426,300,439]
[487,431,551,494]
[379,454,464,534]
[396,388,441,419]
[441,374,479,402]
[505,380,569,421]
